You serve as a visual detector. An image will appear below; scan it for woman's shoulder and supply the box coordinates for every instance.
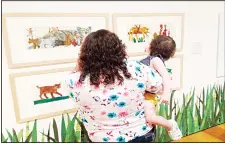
[126,60,151,73]
[126,60,149,68]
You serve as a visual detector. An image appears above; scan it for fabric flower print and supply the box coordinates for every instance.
[135,111,141,116]
[136,61,142,65]
[90,116,95,120]
[142,125,147,131]
[103,89,108,94]
[101,111,106,115]
[112,124,121,127]
[107,112,117,118]
[89,132,95,137]
[75,81,82,88]
[137,83,145,88]
[109,95,119,101]
[82,118,88,123]
[136,94,140,99]
[106,131,113,137]
[151,71,155,77]
[123,92,129,96]
[69,79,74,88]
[70,92,80,102]
[119,111,128,117]
[83,105,91,110]
[116,136,126,142]
[117,102,126,107]
[102,137,109,142]
[135,67,141,72]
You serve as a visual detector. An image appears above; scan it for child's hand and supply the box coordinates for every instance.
[159,93,170,104]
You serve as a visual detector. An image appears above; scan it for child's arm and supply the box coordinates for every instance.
[151,57,171,104]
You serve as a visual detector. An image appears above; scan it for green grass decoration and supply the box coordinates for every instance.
[154,84,225,142]
[52,119,59,142]
[61,115,66,142]
[75,117,81,142]
[2,83,225,143]
[65,115,76,142]
[24,132,32,142]
[67,113,71,127]
[41,129,45,142]
[75,116,91,142]
[2,133,7,142]
[17,129,23,142]
[6,130,14,142]
[12,129,19,142]
[31,120,37,142]
[25,121,29,140]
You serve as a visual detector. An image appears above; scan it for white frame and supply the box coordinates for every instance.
[3,13,110,69]
[112,13,185,56]
[9,67,77,123]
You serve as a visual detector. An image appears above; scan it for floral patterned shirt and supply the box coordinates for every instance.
[65,60,163,142]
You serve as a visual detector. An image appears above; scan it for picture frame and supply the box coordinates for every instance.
[3,13,110,69]
[112,13,185,56]
[216,12,224,78]
[9,67,77,123]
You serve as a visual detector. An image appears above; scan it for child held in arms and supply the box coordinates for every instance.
[140,35,182,140]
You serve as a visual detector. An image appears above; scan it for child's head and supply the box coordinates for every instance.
[148,35,176,61]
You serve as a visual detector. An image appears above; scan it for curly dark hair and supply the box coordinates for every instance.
[149,35,176,61]
[78,29,131,86]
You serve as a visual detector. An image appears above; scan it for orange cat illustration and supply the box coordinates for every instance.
[28,38,40,49]
[36,84,62,100]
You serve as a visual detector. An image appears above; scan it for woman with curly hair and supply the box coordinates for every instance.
[64,29,163,142]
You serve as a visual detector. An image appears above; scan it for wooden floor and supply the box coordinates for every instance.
[172,123,225,142]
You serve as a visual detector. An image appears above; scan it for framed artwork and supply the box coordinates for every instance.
[3,13,109,69]
[129,54,183,90]
[9,67,77,123]
[112,13,184,56]
[216,12,224,78]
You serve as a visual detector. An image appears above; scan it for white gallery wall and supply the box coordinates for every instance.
[2,1,224,137]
